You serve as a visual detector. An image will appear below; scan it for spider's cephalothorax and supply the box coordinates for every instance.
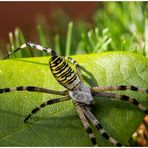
[1,41,148,147]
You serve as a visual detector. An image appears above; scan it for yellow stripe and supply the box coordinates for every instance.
[51,59,65,70]
[54,66,70,77]
[60,73,76,84]
[50,56,60,64]
[66,74,77,84]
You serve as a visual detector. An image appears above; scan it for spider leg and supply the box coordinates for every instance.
[93,92,148,114]
[0,86,68,96]
[3,41,55,59]
[80,104,123,146]
[65,56,84,82]
[91,86,148,93]
[24,96,70,123]
[74,102,98,147]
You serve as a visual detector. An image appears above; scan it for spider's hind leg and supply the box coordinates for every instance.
[75,102,98,147]
[24,96,70,123]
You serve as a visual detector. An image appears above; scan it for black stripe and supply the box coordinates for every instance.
[52,68,64,75]
[118,85,127,90]
[120,95,129,101]
[132,99,139,105]
[17,86,24,90]
[0,88,11,93]
[55,61,67,71]
[50,58,64,69]
[54,62,67,72]
[50,56,60,63]
[0,89,4,93]
[32,107,40,113]
[67,74,77,84]
[102,132,109,139]
[67,57,72,60]
[24,114,31,123]
[57,70,75,83]
[40,103,46,108]
[43,48,47,52]
[60,67,74,78]
[51,50,58,57]
[86,127,93,134]
[96,123,103,129]
[53,66,71,77]
[26,86,36,91]
[90,137,97,145]
[76,64,80,68]
[5,88,10,92]
[56,70,74,83]
[86,127,97,145]
[50,57,63,66]
[146,89,148,93]
[47,99,59,105]
[67,57,77,65]
[144,109,148,114]
[131,86,138,91]
[52,63,69,75]
[116,142,122,146]
[33,45,36,48]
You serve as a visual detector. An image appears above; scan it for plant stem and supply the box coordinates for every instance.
[65,21,73,56]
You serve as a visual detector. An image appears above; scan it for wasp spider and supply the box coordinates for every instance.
[0,41,148,146]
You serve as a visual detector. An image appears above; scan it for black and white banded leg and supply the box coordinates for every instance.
[0,86,67,96]
[92,85,148,93]
[75,102,98,147]
[24,96,70,122]
[65,56,84,82]
[3,41,55,59]
[80,105,123,146]
[93,92,148,114]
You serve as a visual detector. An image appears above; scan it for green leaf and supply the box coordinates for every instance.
[0,52,147,146]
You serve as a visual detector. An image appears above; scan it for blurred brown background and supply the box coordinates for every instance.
[0,2,101,42]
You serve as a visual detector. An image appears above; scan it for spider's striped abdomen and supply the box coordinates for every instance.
[49,56,80,90]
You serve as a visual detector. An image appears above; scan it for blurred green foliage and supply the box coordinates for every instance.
[0,2,148,58]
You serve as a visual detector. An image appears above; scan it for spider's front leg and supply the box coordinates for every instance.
[24,96,70,123]
[0,86,68,96]
[2,41,54,59]
[80,104,123,146]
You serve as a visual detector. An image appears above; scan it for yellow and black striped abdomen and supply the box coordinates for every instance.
[49,56,80,90]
